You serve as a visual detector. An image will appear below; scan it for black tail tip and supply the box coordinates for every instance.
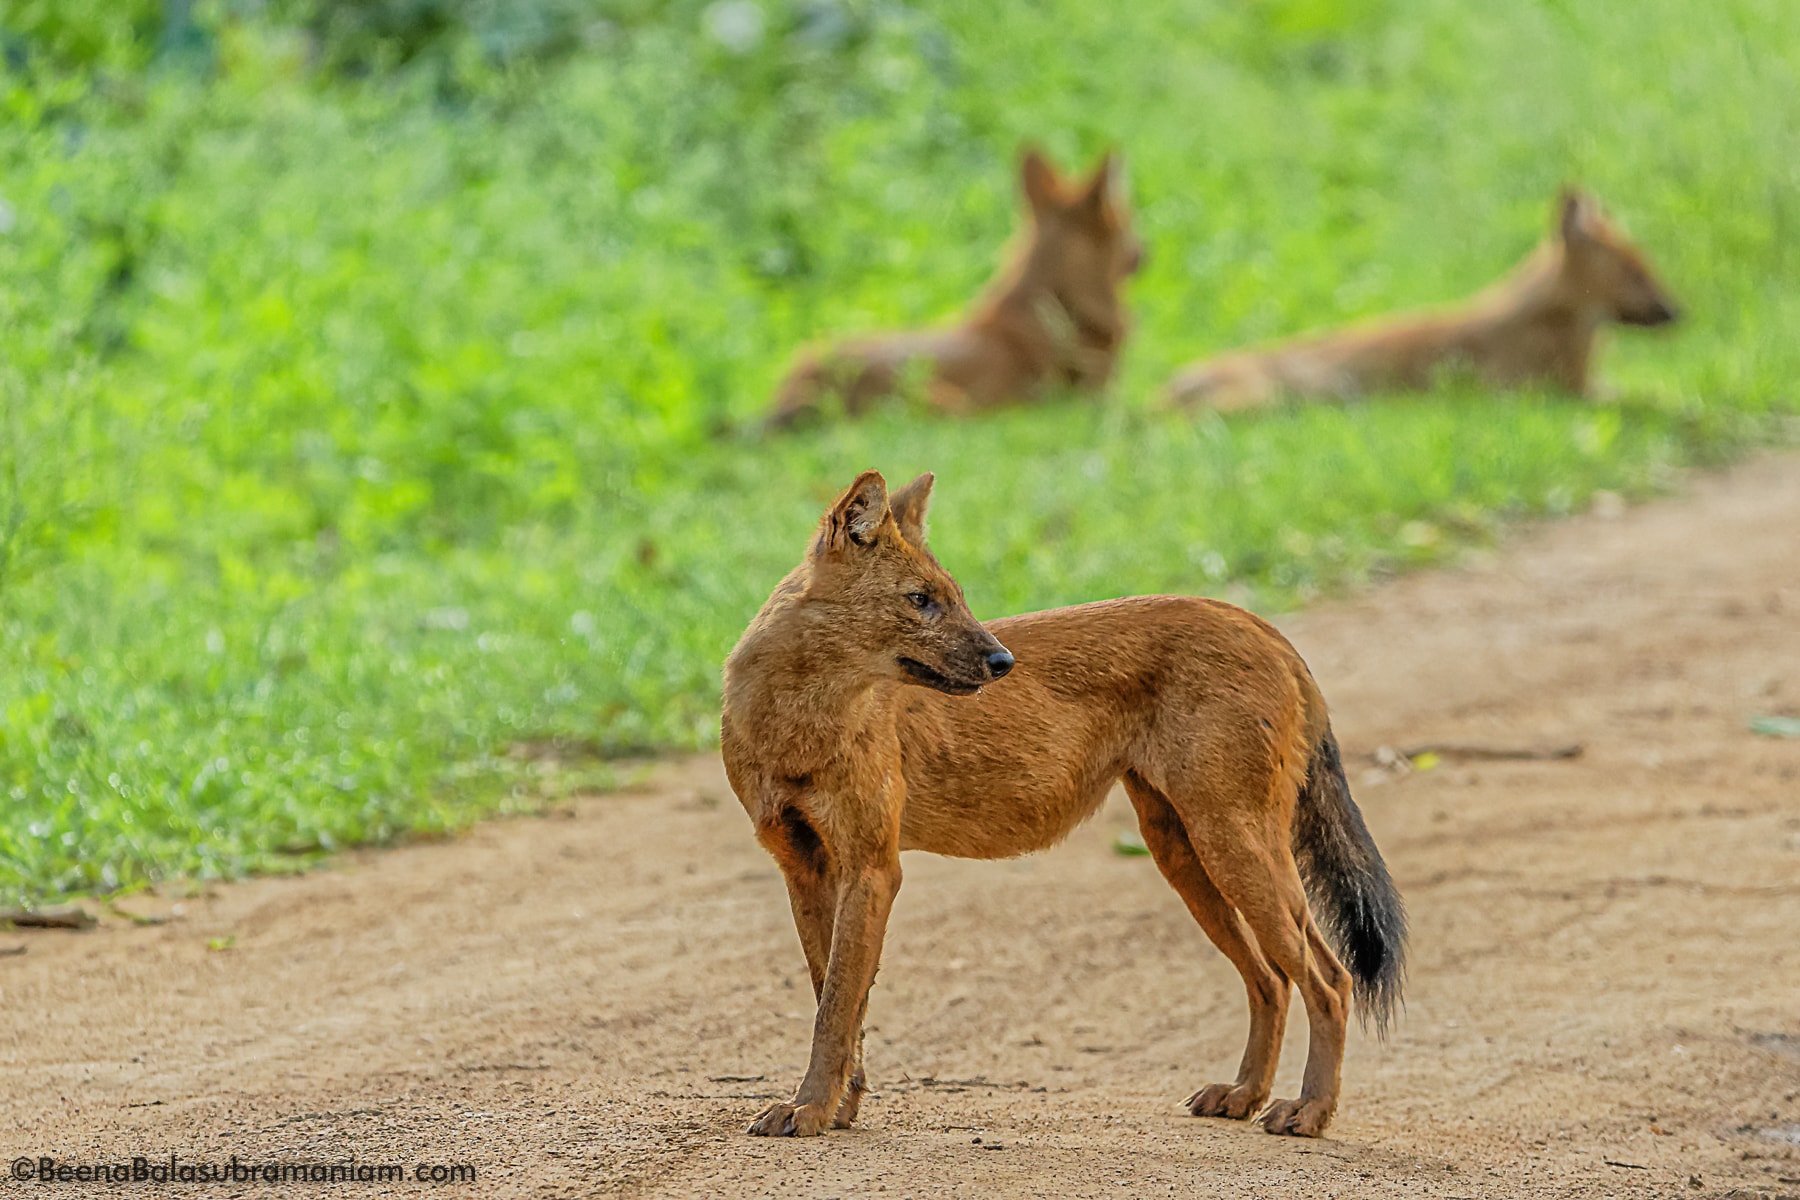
[1345,908,1408,1038]
[1356,971,1406,1040]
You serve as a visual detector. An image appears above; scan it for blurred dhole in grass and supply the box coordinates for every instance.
[0,0,1794,902]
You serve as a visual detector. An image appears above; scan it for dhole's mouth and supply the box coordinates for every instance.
[1621,301,1679,327]
[897,657,985,696]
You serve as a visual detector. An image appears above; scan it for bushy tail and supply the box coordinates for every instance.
[1291,725,1407,1035]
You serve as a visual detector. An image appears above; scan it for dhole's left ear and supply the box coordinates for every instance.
[817,469,892,553]
[1020,146,1063,216]
[888,472,934,547]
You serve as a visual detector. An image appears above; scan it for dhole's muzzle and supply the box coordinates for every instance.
[898,634,1013,696]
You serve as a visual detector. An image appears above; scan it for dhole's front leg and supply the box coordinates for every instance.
[773,858,870,1128]
[749,857,902,1136]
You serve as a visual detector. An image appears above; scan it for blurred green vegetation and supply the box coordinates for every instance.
[0,0,1794,903]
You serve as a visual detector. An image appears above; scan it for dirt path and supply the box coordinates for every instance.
[5,457,1798,1199]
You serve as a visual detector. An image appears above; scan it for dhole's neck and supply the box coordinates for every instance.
[976,233,1122,351]
[1462,242,1598,336]
[723,586,897,765]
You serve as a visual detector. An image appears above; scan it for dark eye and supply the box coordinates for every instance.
[906,592,932,610]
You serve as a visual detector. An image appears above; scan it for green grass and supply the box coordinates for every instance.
[1,0,1795,904]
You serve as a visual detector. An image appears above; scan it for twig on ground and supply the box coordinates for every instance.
[1,907,97,930]
[1398,742,1585,762]
[106,901,177,927]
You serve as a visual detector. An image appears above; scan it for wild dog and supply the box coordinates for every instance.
[721,470,1405,1139]
[1166,188,1680,411]
[764,148,1142,429]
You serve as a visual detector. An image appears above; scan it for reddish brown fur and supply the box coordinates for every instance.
[765,148,1142,429]
[721,470,1405,1140]
[1167,188,1680,411]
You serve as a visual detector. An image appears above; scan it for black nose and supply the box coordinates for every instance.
[985,649,1015,679]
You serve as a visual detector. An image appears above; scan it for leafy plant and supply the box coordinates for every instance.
[0,0,1794,904]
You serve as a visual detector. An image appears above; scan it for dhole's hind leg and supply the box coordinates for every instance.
[1122,774,1288,1121]
[1183,808,1355,1137]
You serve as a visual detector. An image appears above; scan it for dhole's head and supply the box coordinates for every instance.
[805,470,1013,696]
[1555,188,1680,328]
[1017,147,1143,342]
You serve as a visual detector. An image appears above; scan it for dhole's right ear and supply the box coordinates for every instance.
[1074,151,1121,220]
[1557,185,1596,243]
[815,470,892,554]
[1020,147,1062,216]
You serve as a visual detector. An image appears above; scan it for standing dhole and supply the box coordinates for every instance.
[1166,188,1680,411]
[721,470,1406,1139]
[764,148,1142,429]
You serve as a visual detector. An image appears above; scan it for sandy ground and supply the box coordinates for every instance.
[3,456,1798,1199]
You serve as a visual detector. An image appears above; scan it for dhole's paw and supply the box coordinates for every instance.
[747,1099,832,1137]
[1184,1083,1267,1121]
[1259,1098,1333,1138]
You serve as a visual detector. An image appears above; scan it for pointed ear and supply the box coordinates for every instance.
[1107,153,1130,205]
[816,470,891,554]
[1020,146,1062,215]
[1076,151,1120,219]
[1558,185,1594,243]
[888,472,935,546]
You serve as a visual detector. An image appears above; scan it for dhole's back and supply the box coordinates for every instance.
[895,596,1319,859]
